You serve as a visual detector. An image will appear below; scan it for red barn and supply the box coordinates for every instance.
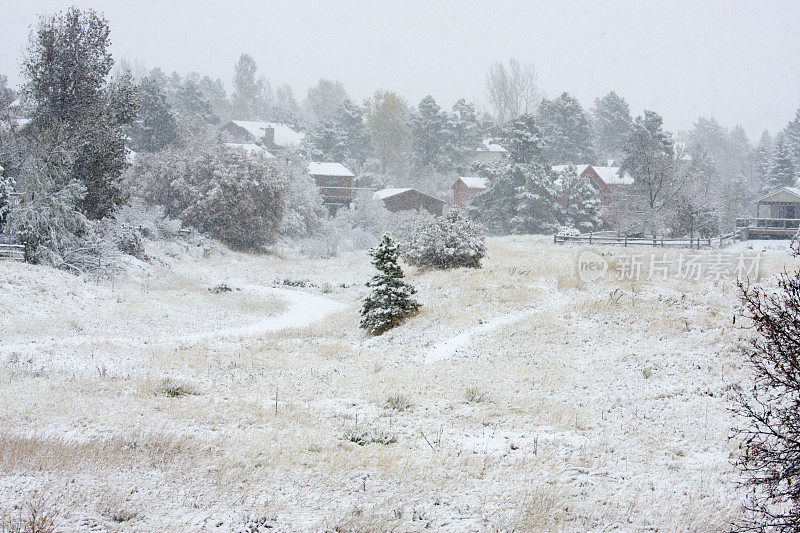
[451,176,491,208]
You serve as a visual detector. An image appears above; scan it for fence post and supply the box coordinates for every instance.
[624,236,627,247]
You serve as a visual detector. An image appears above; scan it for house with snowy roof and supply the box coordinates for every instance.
[374,188,445,216]
[551,164,633,229]
[452,176,492,208]
[552,164,633,192]
[308,162,356,211]
[737,187,800,239]
[220,120,304,157]
[475,139,507,163]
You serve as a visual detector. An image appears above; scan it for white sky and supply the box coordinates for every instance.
[1,0,799,139]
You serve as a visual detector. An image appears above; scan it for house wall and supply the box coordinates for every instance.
[311,175,355,203]
[452,182,471,208]
[382,191,444,216]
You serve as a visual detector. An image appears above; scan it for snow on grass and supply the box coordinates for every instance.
[1,235,798,531]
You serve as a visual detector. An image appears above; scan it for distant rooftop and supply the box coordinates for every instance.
[308,162,354,177]
[228,120,304,147]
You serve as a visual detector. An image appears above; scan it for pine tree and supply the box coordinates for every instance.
[231,53,267,120]
[763,133,797,193]
[0,75,15,108]
[557,164,602,232]
[592,91,632,162]
[174,79,219,124]
[22,7,138,220]
[305,99,368,165]
[754,131,773,185]
[409,95,448,172]
[783,108,800,171]
[304,79,348,123]
[469,114,560,234]
[360,235,420,335]
[129,76,179,152]
[443,99,481,173]
[537,92,595,164]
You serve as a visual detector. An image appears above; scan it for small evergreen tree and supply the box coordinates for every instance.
[557,164,602,233]
[360,235,420,335]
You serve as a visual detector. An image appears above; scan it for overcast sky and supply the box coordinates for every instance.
[1,0,799,139]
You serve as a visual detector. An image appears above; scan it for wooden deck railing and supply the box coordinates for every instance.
[736,217,800,229]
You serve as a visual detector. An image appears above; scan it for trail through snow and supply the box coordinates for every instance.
[424,286,563,365]
[0,284,346,359]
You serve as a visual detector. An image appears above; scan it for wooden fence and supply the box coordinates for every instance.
[554,231,739,248]
[0,243,25,261]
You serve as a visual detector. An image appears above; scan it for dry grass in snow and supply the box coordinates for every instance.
[0,235,796,531]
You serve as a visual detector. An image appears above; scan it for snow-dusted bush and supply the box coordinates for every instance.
[2,143,88,265]
[278,161,328,239]
[113,198,181,240]
[127,144,287,248]
[360,235,420,335]
[402,210,486,269]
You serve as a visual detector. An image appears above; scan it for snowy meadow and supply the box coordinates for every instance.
[1,235,793,531]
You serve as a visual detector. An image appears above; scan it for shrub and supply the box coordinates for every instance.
[126,144,287,249]
[403,210,486,269]
[385,394,412,411]
[345,429,398,446]
[155,378,198,398]
[464,387,488,404]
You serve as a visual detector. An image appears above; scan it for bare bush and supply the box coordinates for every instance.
[735,249,800,531]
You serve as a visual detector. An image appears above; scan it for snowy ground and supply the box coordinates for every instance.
[1,235,797,531]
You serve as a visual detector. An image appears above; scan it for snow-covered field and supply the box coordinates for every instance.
[1,236,797,531]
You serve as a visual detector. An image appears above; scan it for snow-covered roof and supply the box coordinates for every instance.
[476,139,507,152]
[125,148,137,165]
[229,120,304,147]
[752,187,800,204]
[591,166,633,185]
[224,143,276,158]
[308,162,354,177]
[552,164,591,176]
[455,176,490,190]
[374,188,413,200]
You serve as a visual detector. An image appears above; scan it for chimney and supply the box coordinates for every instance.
[263,126,275,148]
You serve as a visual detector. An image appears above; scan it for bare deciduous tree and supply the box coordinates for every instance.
[485,59,543,123]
